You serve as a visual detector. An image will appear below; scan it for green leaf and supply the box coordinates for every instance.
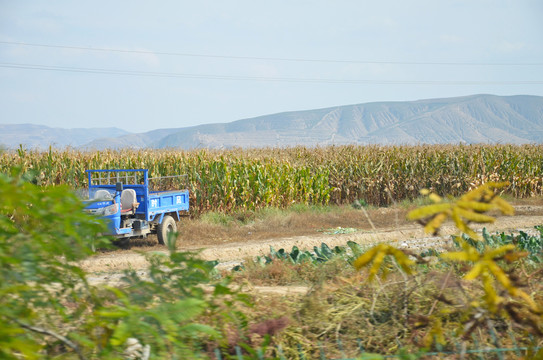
[347,241,364,257]
[321,243,333,258]
[213,283,233,296]
[110,321,130,346]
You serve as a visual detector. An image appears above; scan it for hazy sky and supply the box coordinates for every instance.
[1,1,542,133]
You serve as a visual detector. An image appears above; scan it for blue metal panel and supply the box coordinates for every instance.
[147,190,190,222]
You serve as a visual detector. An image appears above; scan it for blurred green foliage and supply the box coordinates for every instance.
[0,167,109,358]
[0,167,253,359]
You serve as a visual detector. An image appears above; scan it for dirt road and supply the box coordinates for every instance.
[81,205,543,278]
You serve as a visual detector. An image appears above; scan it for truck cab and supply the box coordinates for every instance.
[84,169,189,244]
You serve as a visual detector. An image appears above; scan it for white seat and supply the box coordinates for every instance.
[121,189,138,213]
[94,189,113,200]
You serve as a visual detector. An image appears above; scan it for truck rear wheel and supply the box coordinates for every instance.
[157,215,177,245]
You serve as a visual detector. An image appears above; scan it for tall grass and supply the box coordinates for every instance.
[2,144,542,214]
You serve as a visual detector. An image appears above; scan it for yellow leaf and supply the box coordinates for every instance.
[443,239,480,261]
[490,196,515,215]
[464,262,484,280]
[456,200,495,212]
[390,248,416,274]
[485,244,516,259]
[464,227,480,240]
[440,251,474,262]
[410,183,514,240]
[487,261,513,291]
[451,207,466,229]
[481,271,502,312]
[455,207,496,223]
[353,246,378,270]
[460,186,486,202]
[424,212,448,235]
[390,247,415,264]
[368,250,386,281]
[354,244,415,281]
[407,203,451,220]
[460,182,509,202]
[451,208,480,240]
[515,290,541,313]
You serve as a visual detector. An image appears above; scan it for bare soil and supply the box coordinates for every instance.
[81,200,543,279]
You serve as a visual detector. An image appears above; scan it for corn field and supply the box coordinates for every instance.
[1,144,542,214]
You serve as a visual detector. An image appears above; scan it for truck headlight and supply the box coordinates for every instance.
[102,203,119,216]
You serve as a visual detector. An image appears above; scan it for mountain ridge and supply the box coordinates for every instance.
[0,124,129,150]
[3,94,542,150]
[149,94,542,148]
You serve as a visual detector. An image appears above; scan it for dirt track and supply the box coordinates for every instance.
[81,205,543,279]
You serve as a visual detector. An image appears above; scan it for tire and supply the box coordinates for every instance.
[157,215,177,245]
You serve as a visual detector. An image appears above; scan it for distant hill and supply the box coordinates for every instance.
[82,128,177,150]
[86,94,543,149]
[4,95,543,150]
[0,124,129,150]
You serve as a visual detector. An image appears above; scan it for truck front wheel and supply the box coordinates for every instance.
[157,215,177,245]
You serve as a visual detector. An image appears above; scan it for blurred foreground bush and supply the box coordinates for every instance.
[0,168,256,359]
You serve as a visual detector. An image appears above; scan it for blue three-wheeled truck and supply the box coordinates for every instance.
[84,169,189,244]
